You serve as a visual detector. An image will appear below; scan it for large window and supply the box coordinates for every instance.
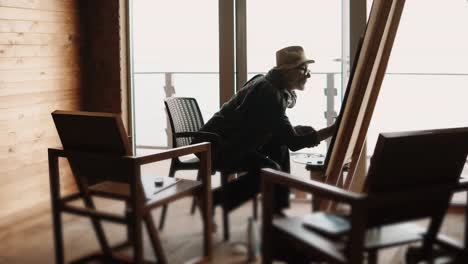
[366,0,468,154]
[131,0,219,148]
[246,0,345,156]
[129,1,354,155]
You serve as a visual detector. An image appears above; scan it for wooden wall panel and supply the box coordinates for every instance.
[0,0,82,222]
[0,6,76,23]
[0,44,79,57]
[0,0,75,12]
[0,68,80,82]
[0,20,78,34]
[0,77,80,96]
[0,32,78,45]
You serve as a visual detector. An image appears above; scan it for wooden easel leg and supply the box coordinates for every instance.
[144,213,167,264]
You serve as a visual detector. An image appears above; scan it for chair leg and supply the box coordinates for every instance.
[159,161,178,230]
[463,193,468,262]
[368,249,378,264]
[132,212,143,264]
[52,208,64,264]
[144,213,168,264]
[253,196,258,220]
[50,157,65,264]
[168,160,176,178]
[194,192,213,259]
[72,170,112,257]
[423,212,445,258]
[159,205,168,230]
[190,169,203,215]
[221,172,230,241]
[190,198,198,215]
[223,206,230,241]
[125,202,133,242]
[82,194,112,257]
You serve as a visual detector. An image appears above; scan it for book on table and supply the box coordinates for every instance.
[302,212,350,238]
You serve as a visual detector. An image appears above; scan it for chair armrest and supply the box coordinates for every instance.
[49,143,211,166]
[261,168,366,205]
[133,143,211,165]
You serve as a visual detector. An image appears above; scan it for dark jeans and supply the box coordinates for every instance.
[213,139,291,212]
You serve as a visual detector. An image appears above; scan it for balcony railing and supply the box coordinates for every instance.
[132,71,468,155]
[133,71,343,150]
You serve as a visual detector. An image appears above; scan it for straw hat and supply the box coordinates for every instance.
[274,46,315,70]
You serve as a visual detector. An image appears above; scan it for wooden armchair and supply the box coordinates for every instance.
[261,127,468,264]
[49,110,212,264]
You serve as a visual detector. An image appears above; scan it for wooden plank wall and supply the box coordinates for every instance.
[0,0,82,223]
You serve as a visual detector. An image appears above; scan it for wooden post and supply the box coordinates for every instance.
[219,0,235,106]
[164,73,175,147]
[235,0,247,91]
[324,73,338,147]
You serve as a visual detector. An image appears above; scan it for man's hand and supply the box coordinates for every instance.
[294,125,316,136]
[316,123,337,142]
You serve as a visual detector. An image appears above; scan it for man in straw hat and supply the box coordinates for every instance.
[192,46,336,215]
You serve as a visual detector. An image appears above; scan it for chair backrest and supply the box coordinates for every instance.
[52,110,131,185]
[364,127,468,227]
[164,97,205,147]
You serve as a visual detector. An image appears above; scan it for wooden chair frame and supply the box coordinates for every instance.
[49,143,212,264]
[261,170,468,264]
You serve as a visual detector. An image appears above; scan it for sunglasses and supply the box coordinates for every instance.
[296,65,311,77]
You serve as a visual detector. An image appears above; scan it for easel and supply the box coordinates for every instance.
[307,0,406,210]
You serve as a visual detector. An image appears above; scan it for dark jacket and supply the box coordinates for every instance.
[192,69,319,162]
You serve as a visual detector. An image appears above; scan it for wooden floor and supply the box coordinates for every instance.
[1,154,466,263]
[0,196,465,264]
